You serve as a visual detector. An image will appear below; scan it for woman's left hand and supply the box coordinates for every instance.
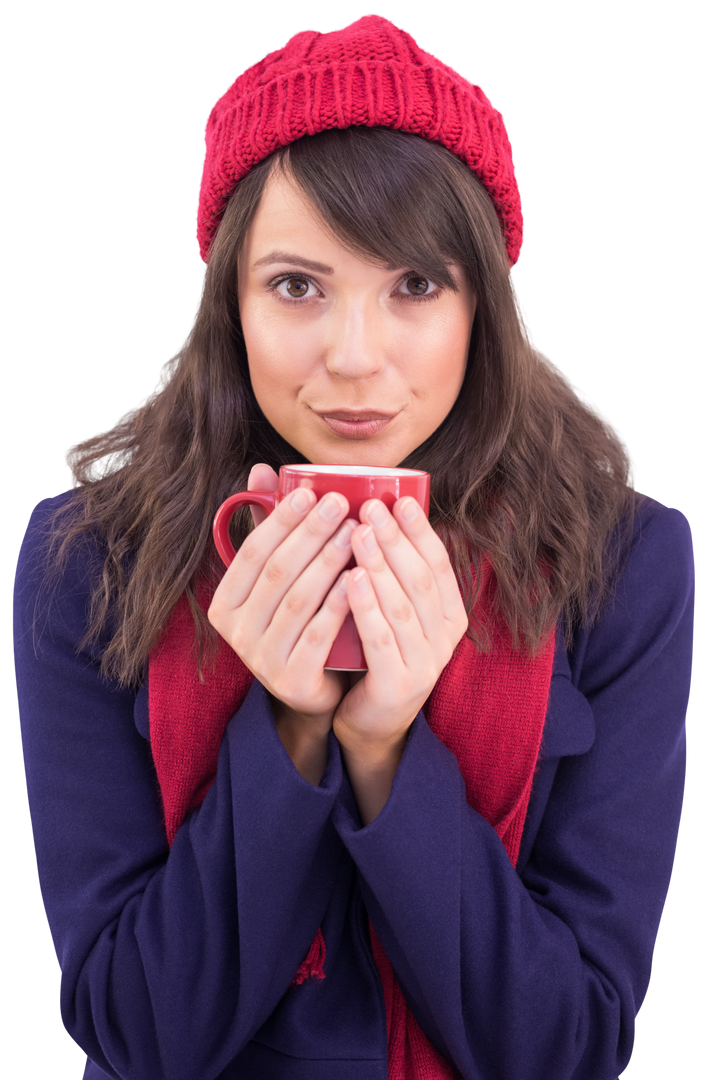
[334,496,469,823]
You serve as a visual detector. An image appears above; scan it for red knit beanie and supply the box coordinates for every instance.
[197,15,523,265]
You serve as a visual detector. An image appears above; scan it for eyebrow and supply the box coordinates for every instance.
[251,250,334,274]
[250,249,460,289]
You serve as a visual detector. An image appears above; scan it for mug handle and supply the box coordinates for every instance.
[213,490,278,566]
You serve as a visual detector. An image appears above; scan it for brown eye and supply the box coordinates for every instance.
[274,275,320,301]
[285,277,309,297]
[395,273,439,300]
[403,275,433,296]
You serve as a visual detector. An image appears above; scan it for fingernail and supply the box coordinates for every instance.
[400,498,418,522]
[290,488,312,513]
[352,568,369,593]
[362,524,379,552]
[318,493,344,521]
[367,500,388,528]
[338,571,350,593]
[334,521,355,549]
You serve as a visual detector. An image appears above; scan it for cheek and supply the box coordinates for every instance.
[241,303,278,374]
[241,301,316,382]
[240,307,317,442]
[417,312,470,401]
[240,308,279,414]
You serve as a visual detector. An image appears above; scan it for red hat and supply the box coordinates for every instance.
[197,15,522,264]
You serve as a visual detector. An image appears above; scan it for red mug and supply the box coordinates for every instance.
[213,464,431,670]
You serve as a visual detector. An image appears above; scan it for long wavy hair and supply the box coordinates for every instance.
[48,127,633,686]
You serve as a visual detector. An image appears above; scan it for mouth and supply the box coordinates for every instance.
[314,409,398,440]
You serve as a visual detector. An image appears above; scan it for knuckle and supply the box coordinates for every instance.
[283,590,305,616]
[384,520,401,544]
[273,499,298,525]
[264,557,288,585]
[431,553,452,577]
[230,625,249,656]
[303,514,329,539]
[302,623,326,649]
[379,520,401,546]
[320,543,345,570]
[368,627,394,651]
[239,536,261,565]
[391,600,415,624]
[413,570,434,594]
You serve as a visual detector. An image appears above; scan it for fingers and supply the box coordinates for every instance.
[349,526,428,668]
[246,568,352,723]
[286,570,352,673]
[217,488,349,615]
[209,514,354,708]
[354,498,467,646]
[347,496,470,665]
[266,519,358,655]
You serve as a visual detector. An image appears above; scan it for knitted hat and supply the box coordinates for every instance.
[197,15,522,265]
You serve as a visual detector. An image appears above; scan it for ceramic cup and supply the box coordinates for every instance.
[213,464,431,669]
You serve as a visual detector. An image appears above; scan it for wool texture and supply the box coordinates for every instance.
[197,15,522,265]
[148,569,554,1078]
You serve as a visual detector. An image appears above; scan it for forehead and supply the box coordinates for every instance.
[246,170,333,252]
[241,167,397,279]
[239,157,465,295]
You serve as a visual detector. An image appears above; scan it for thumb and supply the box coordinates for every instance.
[247,463,279,527]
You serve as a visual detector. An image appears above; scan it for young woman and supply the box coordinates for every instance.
[14,15,693,1080]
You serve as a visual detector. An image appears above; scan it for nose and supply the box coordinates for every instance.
[325,297,385,380]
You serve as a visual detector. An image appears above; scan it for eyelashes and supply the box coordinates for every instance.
[266,272,440,306]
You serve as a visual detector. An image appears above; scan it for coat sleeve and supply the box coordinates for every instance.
[14,495,346,1080]
[332,499,693,1080]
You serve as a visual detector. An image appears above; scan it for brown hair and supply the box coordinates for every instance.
[49,127,633,686]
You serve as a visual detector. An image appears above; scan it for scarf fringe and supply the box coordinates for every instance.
[291,927,327,986]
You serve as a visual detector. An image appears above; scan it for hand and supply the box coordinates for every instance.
[334,496,469,822]
[208,465,357,779]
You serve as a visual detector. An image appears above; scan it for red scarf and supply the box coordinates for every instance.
[149,573,554,1079]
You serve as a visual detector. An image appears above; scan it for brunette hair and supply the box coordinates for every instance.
[49,127,632,686]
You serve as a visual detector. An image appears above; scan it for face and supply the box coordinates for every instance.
[238,169,476,468]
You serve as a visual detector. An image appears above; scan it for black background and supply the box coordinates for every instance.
[15,10,690,1080]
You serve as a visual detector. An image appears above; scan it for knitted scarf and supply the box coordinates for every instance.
[149,573,554,1080]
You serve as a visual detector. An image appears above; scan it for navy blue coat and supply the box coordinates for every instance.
[14,493,693,1080]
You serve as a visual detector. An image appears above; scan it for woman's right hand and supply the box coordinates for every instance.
[208,465,356,779]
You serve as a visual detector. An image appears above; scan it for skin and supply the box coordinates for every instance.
[238,169,475,469]
[208,169,473,824]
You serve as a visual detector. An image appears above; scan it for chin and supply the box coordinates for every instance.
[309,442,406,468]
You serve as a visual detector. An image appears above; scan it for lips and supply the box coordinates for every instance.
[315,409,398,440]
[317,410,397,419]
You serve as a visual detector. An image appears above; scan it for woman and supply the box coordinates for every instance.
[14,15,693,1080]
